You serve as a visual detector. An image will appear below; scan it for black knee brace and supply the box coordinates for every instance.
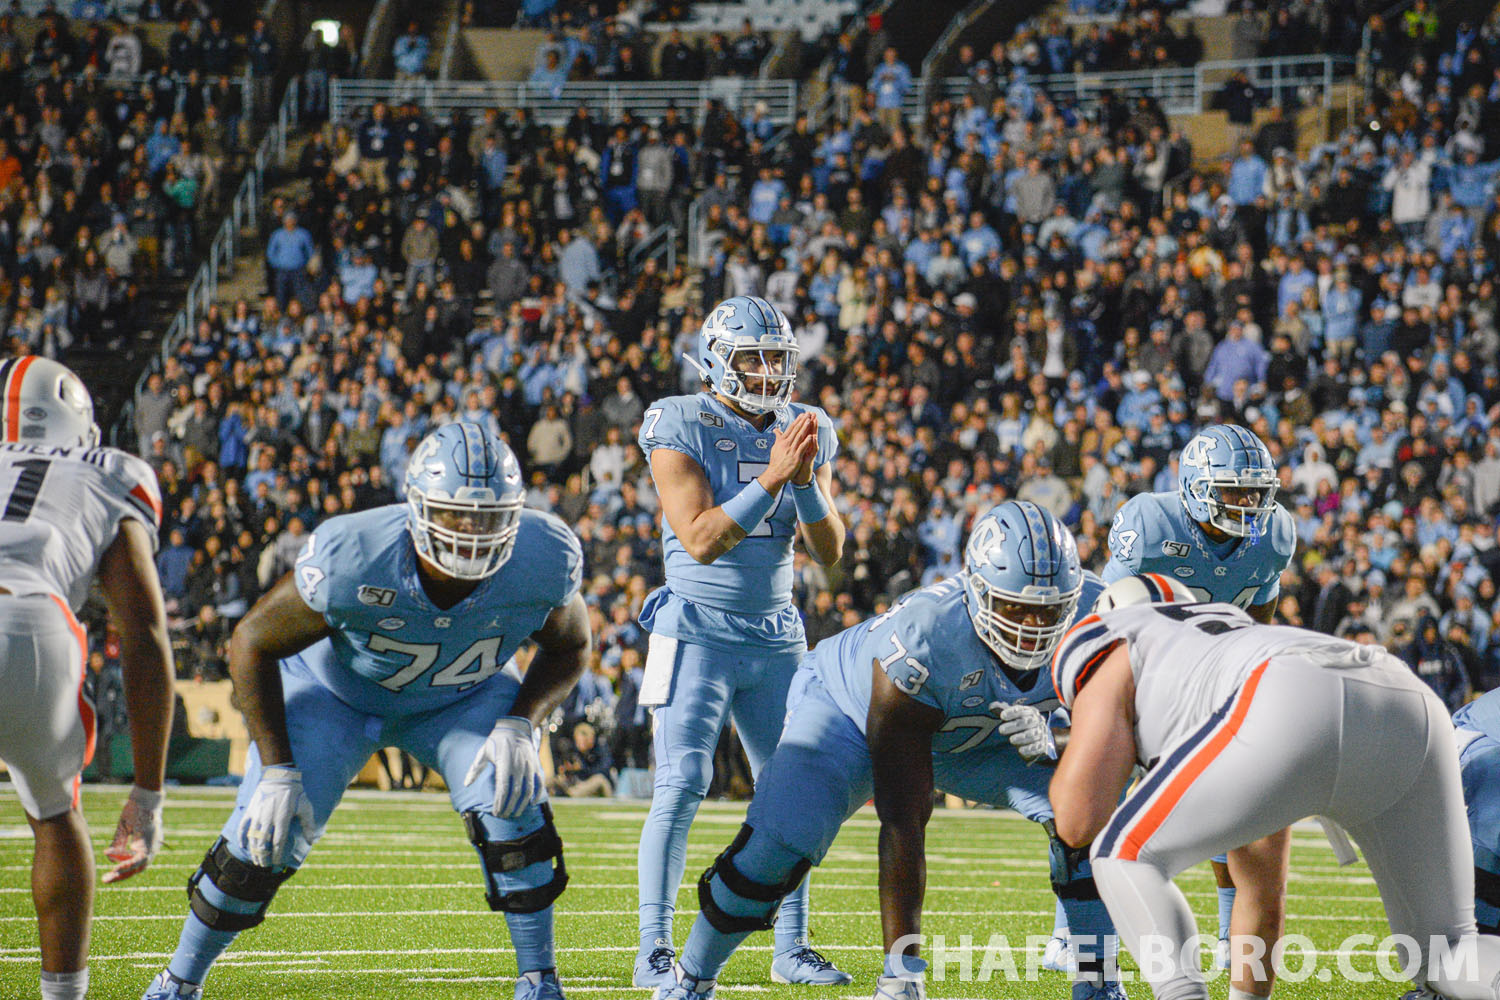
[697,824,812,935]
[1042,819,1101,901]
[463,801,569,914]
[1477,867,1500,935]
[186,838,296,932]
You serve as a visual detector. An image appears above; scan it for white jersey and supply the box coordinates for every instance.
[1053,602,1381,766]
[0,441,162,611]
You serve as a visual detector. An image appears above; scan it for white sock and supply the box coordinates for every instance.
[39,968,88,1000]
[1228,987,1271,1000]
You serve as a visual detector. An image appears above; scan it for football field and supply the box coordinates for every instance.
[0,787,1420,998]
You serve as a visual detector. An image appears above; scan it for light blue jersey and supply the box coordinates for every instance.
[291,504,583,716]
[813,572,1106,749]
[1102,492,1296,608]
[1454,691,1500,931]
[637,392,836,651]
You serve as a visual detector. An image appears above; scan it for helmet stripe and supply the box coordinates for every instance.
[1145,573,1176,600]
[3,355,37,443]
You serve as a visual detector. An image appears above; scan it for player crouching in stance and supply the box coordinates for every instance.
[654,501,1129,1000]
[0,358,174,1000]
[1454,690,1500,941]
[143,422,591,1000]
[1050,576,1500,1000]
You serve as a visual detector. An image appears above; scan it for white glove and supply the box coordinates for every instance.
[237,765,317,868]
[993,702,1057,762]
[875,974,926,1000]
[464,716,545,818]
[102,785,164,884]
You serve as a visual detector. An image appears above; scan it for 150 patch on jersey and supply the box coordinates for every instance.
[1161,540,1190,557]
[697,412,724,428]
[357,585,397,607]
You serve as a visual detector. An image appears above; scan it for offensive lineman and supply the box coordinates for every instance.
[1092,423,1296,970]
[633,296,848,987]
[1051,577,1500,1000]
[654,501,1128,1000]
[1452,689,1500,937]
[142,422,591,1000]
[0,357,174,1000]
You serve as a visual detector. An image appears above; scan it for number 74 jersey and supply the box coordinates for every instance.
[1102,492,1296,609]
[292,505,582,716]
[0,441,162,611]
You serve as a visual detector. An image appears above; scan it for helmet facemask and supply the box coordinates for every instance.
[1192,471,1278,538]
[408,488,523,580]
[965,574,1081,671]
[715,341,798,414]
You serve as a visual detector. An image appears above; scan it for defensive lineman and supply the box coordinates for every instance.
[1051,577,1500,1000]
[1097,423,1296,970]
[0,357,174,1000]
[143,422,591,1000]
[655,501,1128,1000]
[633,295,848,987]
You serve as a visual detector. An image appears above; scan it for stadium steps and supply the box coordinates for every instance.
[463,26,552,81]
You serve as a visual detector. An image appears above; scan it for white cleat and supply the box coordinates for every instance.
[1042,934,1076,973]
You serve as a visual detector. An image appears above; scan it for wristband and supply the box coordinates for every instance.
[792,479,832,523]
[721,479,777,535]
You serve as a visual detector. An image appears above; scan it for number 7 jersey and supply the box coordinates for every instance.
[1102,491,1296,609]
[0,441,162,611]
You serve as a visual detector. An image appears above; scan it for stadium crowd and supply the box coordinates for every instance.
[99,0,1500,787]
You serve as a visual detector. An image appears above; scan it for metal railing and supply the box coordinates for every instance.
[330,78,800,128]
[906,54,1355,120]
[439,9,465,80]
[115,78,301,447]
[628,223,677,274]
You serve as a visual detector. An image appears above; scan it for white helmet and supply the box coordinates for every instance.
[0,357,100,449]
[1093,573,1197,612]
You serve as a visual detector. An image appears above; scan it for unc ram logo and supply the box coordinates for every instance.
[1180,436,1218,469]
[706,302,737,332]
[966,520,1007,568]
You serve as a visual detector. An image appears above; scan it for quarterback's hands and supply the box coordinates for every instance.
[102,785,164,884]
[237,765,316,868]
[761,413,818,492]
[993,702,1057,762]
[464,716,545,818]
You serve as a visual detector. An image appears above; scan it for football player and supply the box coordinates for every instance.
[0,358,174,1000]
[1051,577,1500,1000]
[653,501,1129,1000]
[142,422,591,1000]
[1089,423,1296,971]
[633,295,847,987]
[1452,690,1500,937]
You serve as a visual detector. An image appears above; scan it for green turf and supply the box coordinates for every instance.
[0,787,1418,998]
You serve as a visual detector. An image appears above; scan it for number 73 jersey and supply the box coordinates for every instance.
[1102,492,1296,610]
[0,441,162,611]
[291,505,582,716]
[811,572,1105,755]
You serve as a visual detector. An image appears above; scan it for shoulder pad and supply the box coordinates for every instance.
[517,508,584,606]
[99,448,163,528]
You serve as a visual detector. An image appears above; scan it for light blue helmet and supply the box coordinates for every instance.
[404,421,525,581]
[963,500,1084,671]
[1177,423,1278,538]
[687,295,798,414]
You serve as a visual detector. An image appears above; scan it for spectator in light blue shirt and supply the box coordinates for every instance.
[1228,140,1268,206]
[558,228,601,292]
[957,211,1000,266]
[1322,271,1362,363]
[868,47,912,129]
[747,168,785,225]
[339,248,377,304]
[265,212,315,307]
[1445,147,1500,213]
[1203,321,1269,400]
[393,21,430,79]
[1277,254,1317,316]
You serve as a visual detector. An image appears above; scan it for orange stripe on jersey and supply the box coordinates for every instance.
[1052,613,1103,702]
[1115,658,1271,862]
[4,355,36,442]
[48,593,93,808]
[130,483,163,526]
[1073,638,1124,693]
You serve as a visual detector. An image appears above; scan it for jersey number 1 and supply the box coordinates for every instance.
[1,459,49,522]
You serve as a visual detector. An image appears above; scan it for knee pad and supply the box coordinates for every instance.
[186,838,295,932]
[697,824,811,935]
[463,801,569,914]
[1042,819,1101,901]
[1477,867,1500,935]
[665,748,713,798]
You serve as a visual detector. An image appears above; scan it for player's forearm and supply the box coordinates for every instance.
[679,508,749,564]
[798,507,844,566]
[120,630,174,792]
[509,640,589,728]
[228,634,296,766]
[877,817,929,953]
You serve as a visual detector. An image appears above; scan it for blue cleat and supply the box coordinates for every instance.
[142,971,203,1000]
[653,966,715,1000]
[515,969,565,1000]
[771,945,854,985]
[1072,981,1129,1000]
[633,939,676,989]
